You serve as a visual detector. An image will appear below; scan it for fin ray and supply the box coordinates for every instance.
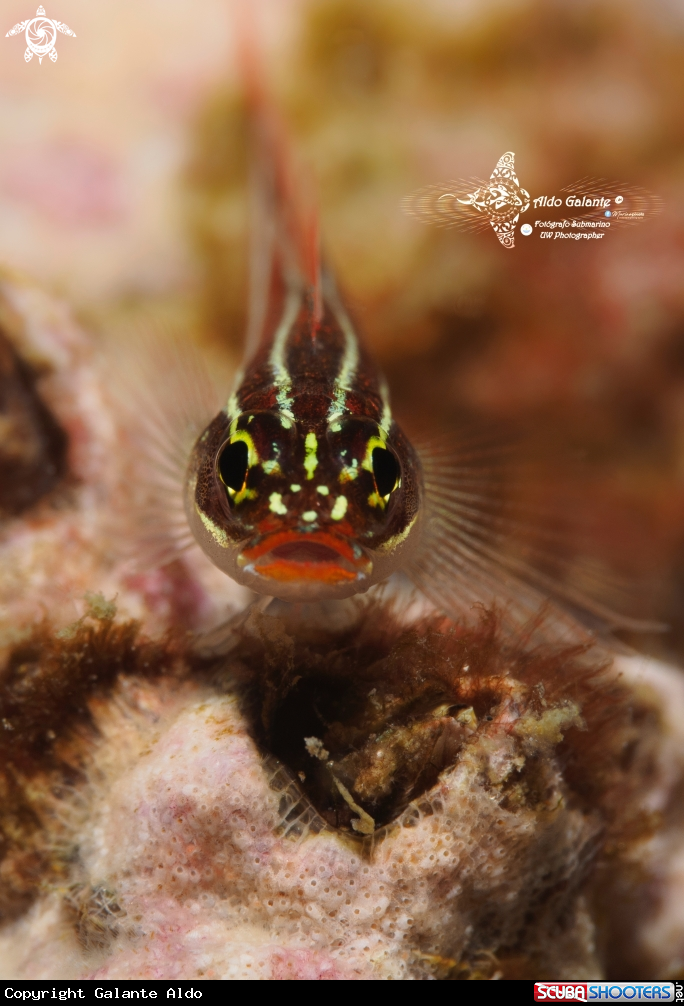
[103,323,225,571]
[408,436,665,645]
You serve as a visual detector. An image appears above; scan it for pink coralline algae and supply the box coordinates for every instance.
[1,141,127,229]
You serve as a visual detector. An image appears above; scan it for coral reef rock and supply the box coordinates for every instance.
[0,599,683,980]
[0,273,683,980]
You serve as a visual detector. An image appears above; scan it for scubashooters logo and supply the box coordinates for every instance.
[403,155,661,250]
[534,984,675,1002]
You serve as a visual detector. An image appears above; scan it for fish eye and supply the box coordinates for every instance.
[372,446,399,500]
[218,440,249,494]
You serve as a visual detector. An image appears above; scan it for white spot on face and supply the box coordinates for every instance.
[290,483,301,492]
[340,458,358,482]
[304,432,318,480]
[317,485,330,496]
[331,495,348,521]
[269,492,288,515]
[301,511,318,523]
[262,460,281,475]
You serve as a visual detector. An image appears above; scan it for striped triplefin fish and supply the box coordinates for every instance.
[115,81,657,647]
[184,93,423,605]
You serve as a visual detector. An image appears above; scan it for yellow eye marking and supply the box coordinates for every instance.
[231,486,257,504]
[364,430,398,503]
[221,421,261,503]
[290,483,301,492]
[304,432,318,480]
[362,434,387,473]
[331,495,348,521]
[316,485,329,496]
[227,421,259,469]
[196,505,230,548]
[302,510,317,522]
[262,459,282,475]
[269,492,288,515]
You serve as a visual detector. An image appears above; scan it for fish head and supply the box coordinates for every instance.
[185,407,423,600]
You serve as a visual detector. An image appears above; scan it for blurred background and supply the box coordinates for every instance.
[1,0,683,659]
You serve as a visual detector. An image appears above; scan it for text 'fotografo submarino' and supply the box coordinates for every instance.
[403,152,661,248]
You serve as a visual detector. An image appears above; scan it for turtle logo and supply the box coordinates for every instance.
[6,5,76,64]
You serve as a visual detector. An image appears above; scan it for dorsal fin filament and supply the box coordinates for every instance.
[237,10,323,347]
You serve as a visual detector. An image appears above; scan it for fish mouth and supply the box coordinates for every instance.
[238,530,372,588]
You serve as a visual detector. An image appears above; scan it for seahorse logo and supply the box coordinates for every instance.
[5,5,76,64]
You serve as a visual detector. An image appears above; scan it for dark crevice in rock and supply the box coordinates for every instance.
[0,329,68,518]
[223,601,642,842]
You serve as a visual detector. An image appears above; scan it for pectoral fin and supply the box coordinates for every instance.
[102,324,225,571]
[407,435,666,648]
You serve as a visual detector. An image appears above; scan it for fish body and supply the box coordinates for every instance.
[185,141,422,600]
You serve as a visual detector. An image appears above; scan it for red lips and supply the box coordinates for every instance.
[239,529,371,585]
